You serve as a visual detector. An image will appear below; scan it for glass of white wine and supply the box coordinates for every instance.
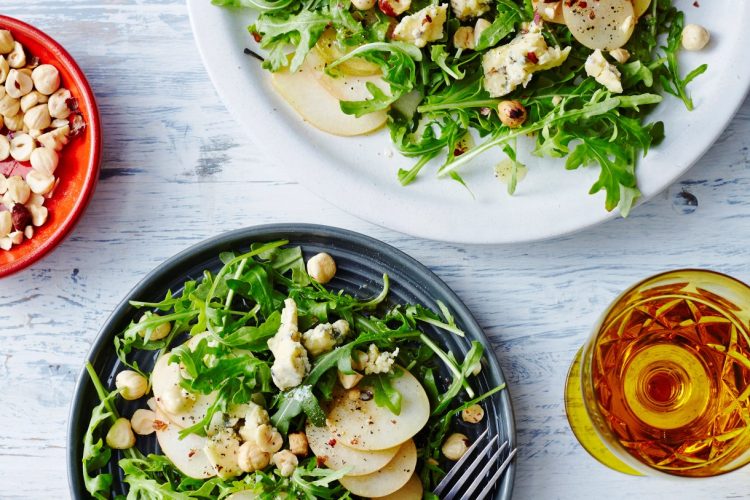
[565,269,750,476]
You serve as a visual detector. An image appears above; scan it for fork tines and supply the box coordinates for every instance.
[433,429,516,500]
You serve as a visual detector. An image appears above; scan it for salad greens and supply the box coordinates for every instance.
[215,0,705,215]
[83,240,506,498]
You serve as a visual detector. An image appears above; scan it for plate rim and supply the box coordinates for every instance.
[186,0,750,244]
[66,223,517,498]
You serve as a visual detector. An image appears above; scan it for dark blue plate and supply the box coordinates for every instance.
[67,224,516,499]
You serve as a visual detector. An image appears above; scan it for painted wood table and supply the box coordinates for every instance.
[2,2,749,499]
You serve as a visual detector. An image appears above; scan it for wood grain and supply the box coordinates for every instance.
[2,1,750,498]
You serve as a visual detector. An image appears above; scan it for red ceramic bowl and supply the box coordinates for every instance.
[0,15,101,278]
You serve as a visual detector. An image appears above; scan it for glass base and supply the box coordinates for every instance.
[564,347,643,476]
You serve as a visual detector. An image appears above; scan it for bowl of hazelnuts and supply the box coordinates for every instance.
[0,15,101,278]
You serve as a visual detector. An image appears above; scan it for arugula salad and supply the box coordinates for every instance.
[213,0,707,215]
[82,240,506,499]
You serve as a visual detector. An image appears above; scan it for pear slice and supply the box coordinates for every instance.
[563,0,635,50]
[339,439,417,497]
[305,49,389,102]
[633,0,651,17]
[326,367,430,451]
[271,58,387,137]
[153,409,216,479]
[306,420,400,476]
[150,351,217,429]
[315,29,382,76]
[372,474,424,500]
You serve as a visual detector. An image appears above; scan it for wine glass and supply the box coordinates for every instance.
[565,269,750,477]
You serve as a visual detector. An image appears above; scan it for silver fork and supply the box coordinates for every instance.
[433,429,517,500]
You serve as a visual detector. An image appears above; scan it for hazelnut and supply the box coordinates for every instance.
[0,30,14,54]
[609,48,630,64]
[442,432,470,461]
[130,409,157,435]
[0,136,8,161]
[7,175,30,203]
[47,88,72,119]
[3,112,22,131]
[116,370,149,400]
[453,27,475,50]
[4,68,32,98]
[307,252,336,284]
[30,147,59,176]
[0,211,11,236]
[337,370,363,389]
[9,133,35,162]
[238,441,270,473]
[23,103,51,131]
[11,203,31,231]
[461,404,485,423]
[106,418,136,449]
[138,312,172,341]
[0,57,8,86]
[497,100,527,128]
[0,94,20,117]
[27,204,48,227]
[26,171,55,196]
[682,24,710,51]
[351,0,375,9]
[31,64,61,95]
[6,42,25,69]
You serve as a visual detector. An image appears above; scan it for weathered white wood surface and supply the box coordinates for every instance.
[1,1,749,498]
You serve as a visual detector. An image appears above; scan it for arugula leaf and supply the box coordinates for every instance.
[474,5,519,51]
[212,0,295,12]
[271,385,326,433]
[658,11,707,111]
[252,10,329,71]
[366,369,403,415]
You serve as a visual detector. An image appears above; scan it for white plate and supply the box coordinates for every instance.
[187,1,750,243]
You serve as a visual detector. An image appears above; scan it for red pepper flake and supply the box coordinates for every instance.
[422,14,432,25]
[153,419,168,431]
[251,30,262,42]
[454,145,466,156]
[328,438,337,447]
[578,1,587,7]
[693,0,700,6]
[188,449,197,458]
[526,51,539,64]
[316,456,327,467]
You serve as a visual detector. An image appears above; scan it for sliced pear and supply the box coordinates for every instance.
[204,428,242,479]
[563,0,635,50]
[305,49,389,102]
[373,474,424,500]
[339,440,417,497]
[533,0,564,24]
[326,367,430,451]
[633,0,651,17]
[271,61,387,137]
[306,420,400,476]
[154,409,216,479]
[151,352,217,429]
[315,29,381,76]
